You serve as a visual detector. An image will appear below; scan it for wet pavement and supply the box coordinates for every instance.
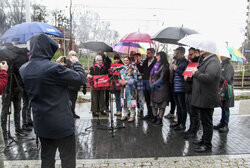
[2,90,250,167]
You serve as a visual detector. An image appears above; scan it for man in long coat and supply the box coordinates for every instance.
[191,50,221,153]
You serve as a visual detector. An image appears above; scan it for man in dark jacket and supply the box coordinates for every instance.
[183,48,201,139]
[191,50,221,153]
[142,48,156,120]
[214,56,234,133]
[19,34,86,168]
[170,47,188,130]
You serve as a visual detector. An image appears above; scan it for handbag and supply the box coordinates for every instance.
[219,80,232,101]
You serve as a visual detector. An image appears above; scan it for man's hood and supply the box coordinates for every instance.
[30,33,58,60]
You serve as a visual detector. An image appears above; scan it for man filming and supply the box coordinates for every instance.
[19,34,86,168]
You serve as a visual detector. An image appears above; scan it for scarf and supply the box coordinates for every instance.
[150,62,161,76]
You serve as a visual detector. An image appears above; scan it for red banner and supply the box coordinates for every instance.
[182,62,199,78]
[93,75,110,88]
[110,63,123,75]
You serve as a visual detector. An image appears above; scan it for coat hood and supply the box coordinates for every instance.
[30,33,58,60]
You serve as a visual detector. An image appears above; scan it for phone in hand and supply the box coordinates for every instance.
[63,57,66,64]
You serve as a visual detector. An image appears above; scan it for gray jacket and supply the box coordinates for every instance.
[191,54,221,109]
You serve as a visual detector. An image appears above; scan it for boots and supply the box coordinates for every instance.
[213,122,224,130]
[219,124,229,133]
[154,117,163,126]
[150,116,157,123]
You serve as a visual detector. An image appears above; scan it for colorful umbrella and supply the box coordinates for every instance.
[226,46,247,62]
[120,32,154,44]
[113,42,146,54]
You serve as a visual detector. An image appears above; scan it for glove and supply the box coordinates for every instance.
[82,84,87,95]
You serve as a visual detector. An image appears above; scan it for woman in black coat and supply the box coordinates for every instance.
[149,51,170,126]
[214,56,234,132]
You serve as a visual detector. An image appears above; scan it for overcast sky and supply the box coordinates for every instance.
[36,0,247,49]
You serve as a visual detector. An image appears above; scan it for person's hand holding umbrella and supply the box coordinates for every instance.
[0,61,8,71]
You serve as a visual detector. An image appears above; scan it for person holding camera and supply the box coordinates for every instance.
[0,61,8,167]
[56,50,87,119]
[19,34,86,168]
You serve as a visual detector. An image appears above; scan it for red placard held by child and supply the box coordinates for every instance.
[93,75,110,88]
[110,63,123,75]
[182,62,199,78]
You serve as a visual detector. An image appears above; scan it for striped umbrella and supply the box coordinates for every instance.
[226,46,247,62]
[113,42,146,54]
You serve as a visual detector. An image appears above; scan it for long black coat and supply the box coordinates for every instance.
[191,54,221,109]
[150,64,170,104]
[19,34,86,139]
[220,59,234,108]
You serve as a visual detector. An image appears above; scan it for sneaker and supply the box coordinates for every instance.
[114,112,122,116]
[15,129,28,137]
[73,113,80,119]
[164,113,175,119]
[128,117,135,122]
[22,124,32,131]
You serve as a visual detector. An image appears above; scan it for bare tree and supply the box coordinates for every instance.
[31,3,47,22]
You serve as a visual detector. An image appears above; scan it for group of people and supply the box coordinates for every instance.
[88,45,234,153]
[0,33,235,167]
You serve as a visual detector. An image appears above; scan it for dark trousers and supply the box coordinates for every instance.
[105,90,110,110]
[69,90,78,114]
[1,88,22,132]
[169,90,176,114]
[144,89,152,117]
[39,134,76,168]
[199,107,214,148]
[189,105,200,134]
[22,90,32,125]
[91,90,106,112]
[173,92,187,127]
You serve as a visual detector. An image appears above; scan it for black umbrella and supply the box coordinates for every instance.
[151,26,199,45]
[82,40,113,52]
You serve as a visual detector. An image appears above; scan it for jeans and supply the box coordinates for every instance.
[173,92,187,127]
[39,134,76,168]
[114,90,122,112]
[220,107,230,124]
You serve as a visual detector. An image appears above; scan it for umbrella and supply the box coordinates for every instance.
[113,42,146,54]
[227,46,247,62]
[151,26,199,44]
[120,32,154,44]
[82,40,113,52]
[178,34,221,55]
[0,22,62,43]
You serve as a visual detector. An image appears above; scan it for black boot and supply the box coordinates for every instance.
[219,124,229,133]
[213,122,224,130]
[154,117,163,126]
[150,116,157,123]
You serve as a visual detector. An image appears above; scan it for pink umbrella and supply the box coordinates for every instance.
[120,32,154,44]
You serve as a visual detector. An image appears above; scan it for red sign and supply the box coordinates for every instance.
[93,75,110,88]
[110,63,123,75]
[182,62,199,78]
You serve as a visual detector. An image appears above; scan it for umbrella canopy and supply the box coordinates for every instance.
[151,26,199,44]
[120,32,154,44]
[227,46,247,62]
[0,22,62,43]
[178,34,221,55]
[82,40,113,52]
[113,42,146,54]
